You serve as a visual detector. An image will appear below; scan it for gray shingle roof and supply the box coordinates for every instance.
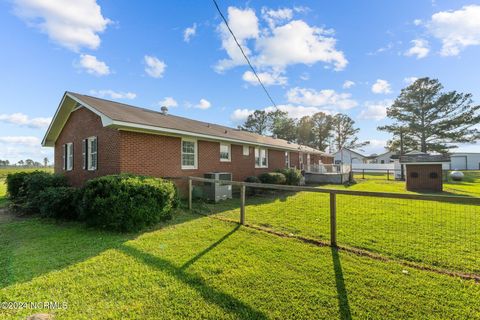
[68,92,329,155]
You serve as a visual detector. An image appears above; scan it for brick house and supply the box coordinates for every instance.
[42,92,333,187]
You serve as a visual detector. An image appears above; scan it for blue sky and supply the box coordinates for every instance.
[1,0,480,163]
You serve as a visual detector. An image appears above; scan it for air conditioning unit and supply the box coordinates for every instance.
[203,172,232,202]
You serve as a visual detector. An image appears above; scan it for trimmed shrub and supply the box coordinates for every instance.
[244,176,261,184]
[37,187,80,220]
[79,174,179,232]
[276,168,302,186]
[258,172,286,185]
[6,171,68,213]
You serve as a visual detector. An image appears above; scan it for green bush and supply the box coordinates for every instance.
[244,176,261,183]
[258,172,286,185]
[6,171,68,213]
[276,168,303,185]
[79,174,179,232]
[37,187,79,220]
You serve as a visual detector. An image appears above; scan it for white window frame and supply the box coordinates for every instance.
[242,145,250,156]
[220,143,231,162]
[66,142,73,171]
[255,147,268,168]
[181,138,198,170]
[285,151,290,168]
[87,136,97,171]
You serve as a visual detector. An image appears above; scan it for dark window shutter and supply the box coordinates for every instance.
[82,139,87,170]
[71,143,74,170]
[93,136,98,170]
[62,144,66,170]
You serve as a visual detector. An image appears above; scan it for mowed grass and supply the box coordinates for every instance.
[1,213,479,319]
[197,171,480,274]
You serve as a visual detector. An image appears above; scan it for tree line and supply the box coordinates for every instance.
[241,110,369,153]
[0,157,50,167]
[241,77,480,155]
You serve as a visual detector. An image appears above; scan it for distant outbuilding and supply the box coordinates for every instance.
[400,154,451,192]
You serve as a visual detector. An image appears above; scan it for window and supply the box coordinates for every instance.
[255,147,268,168]
[243,145,249,156]
[429,172,438,179]
[410,172,419,178]
[220,143,231,162]
[182,139,197,169]
[62,143,73,171]
[87,137,97,171]
[285,152,290,168]
[66,143,73,171]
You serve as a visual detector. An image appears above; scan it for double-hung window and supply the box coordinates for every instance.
[63,142,73,171]
[242,145,249,156]
[285,151,290,168]
[255,147,268,168]
[182,138,197,169]
[82,136,98,171]
[220,143,231,162]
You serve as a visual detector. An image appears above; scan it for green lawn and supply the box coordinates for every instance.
[196,171,480,275]
[1,213,479,319]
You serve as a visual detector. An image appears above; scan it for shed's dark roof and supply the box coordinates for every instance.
[68,92,329,155]
[399,154,450,163]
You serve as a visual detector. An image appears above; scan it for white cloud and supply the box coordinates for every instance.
[404,39,430,59]
[242,70,287,86]
[158,97,178,108]
[342,80,355,89]
[89,90,136,100]
[0,136,53,163]
[255,20,347,71]
[13,0,111,51]
[286,87,357,110]
[413,19,422,26]
[215,6,347,77]
[183,23,197,42]
[362,139,389,155]
[261,7,293,28]
[358,100,392,121]
[78,54,110,76]
[427,5,480,56]
[194,99,211,110]
[0,136,40,146]
[230,108,254,122]
[144,55,166,78]
[371,79,392,94]
[404,77,418,85]
[215,7,259,73]
[0,113,51,128]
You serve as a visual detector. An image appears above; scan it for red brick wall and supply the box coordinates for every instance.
[54,107,121,186]
[118,131,288,181]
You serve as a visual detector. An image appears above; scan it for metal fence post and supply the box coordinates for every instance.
[188,178,192,211]
[330,192,337,247]
[387,169,390,180]
[362,169,365,179]
[240,185,246,225]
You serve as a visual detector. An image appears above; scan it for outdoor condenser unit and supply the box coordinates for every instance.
[203,172,232,202]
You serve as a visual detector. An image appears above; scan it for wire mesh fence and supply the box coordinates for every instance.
[351,169,401,181]
[186,176,480,278]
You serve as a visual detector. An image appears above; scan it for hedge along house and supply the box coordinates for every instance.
[42,92,333,188]
[399,154,451,192]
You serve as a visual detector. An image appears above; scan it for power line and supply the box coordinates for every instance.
[212,0,277,109]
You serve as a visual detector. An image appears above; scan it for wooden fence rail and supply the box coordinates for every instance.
[186,176,480,248]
